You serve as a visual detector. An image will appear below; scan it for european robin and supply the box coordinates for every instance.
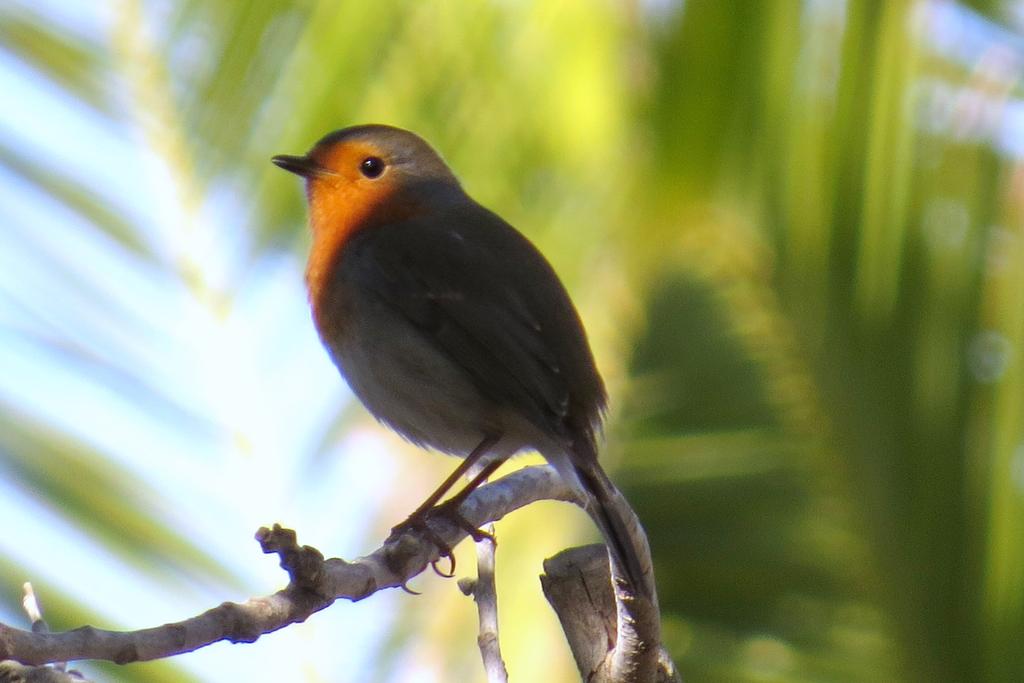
[272,124,652,597]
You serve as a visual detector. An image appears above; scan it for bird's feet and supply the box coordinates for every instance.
[389,498,495,578]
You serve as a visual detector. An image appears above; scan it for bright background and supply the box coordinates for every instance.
[2,1,1023,681]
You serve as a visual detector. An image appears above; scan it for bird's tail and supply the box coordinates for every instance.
[571,454,656,601]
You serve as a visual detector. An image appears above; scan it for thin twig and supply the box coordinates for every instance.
[458,526,508,683]
[21,584,48,635]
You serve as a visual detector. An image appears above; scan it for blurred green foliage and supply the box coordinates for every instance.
[2,0,1022,681]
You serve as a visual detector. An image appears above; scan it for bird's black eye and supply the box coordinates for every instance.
[359,156,385,179]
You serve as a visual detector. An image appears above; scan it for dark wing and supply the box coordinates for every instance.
[341,199,606,447]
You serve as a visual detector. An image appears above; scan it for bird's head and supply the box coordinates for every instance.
[272,124,462,234]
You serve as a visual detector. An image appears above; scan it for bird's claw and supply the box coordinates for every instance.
[466,523,495,544]
[391,511,458,578]
[390,500,494,579]
[439,503,495,545]
[431,554,457,578]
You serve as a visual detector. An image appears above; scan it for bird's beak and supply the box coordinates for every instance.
[271,154,329,179]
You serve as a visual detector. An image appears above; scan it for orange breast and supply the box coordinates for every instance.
[304,178,419,340]
[305,182,372,338]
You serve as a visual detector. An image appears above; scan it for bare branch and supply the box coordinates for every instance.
[541,545,681,683]
[1,464,680,682]
[1,585,90,682]
[458,526,508,683]
[0,466,572,666]
[0,660,89,682]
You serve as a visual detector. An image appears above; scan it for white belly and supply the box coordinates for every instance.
[326,296,505,457]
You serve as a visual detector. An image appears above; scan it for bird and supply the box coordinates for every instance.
[272,124,652,598]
